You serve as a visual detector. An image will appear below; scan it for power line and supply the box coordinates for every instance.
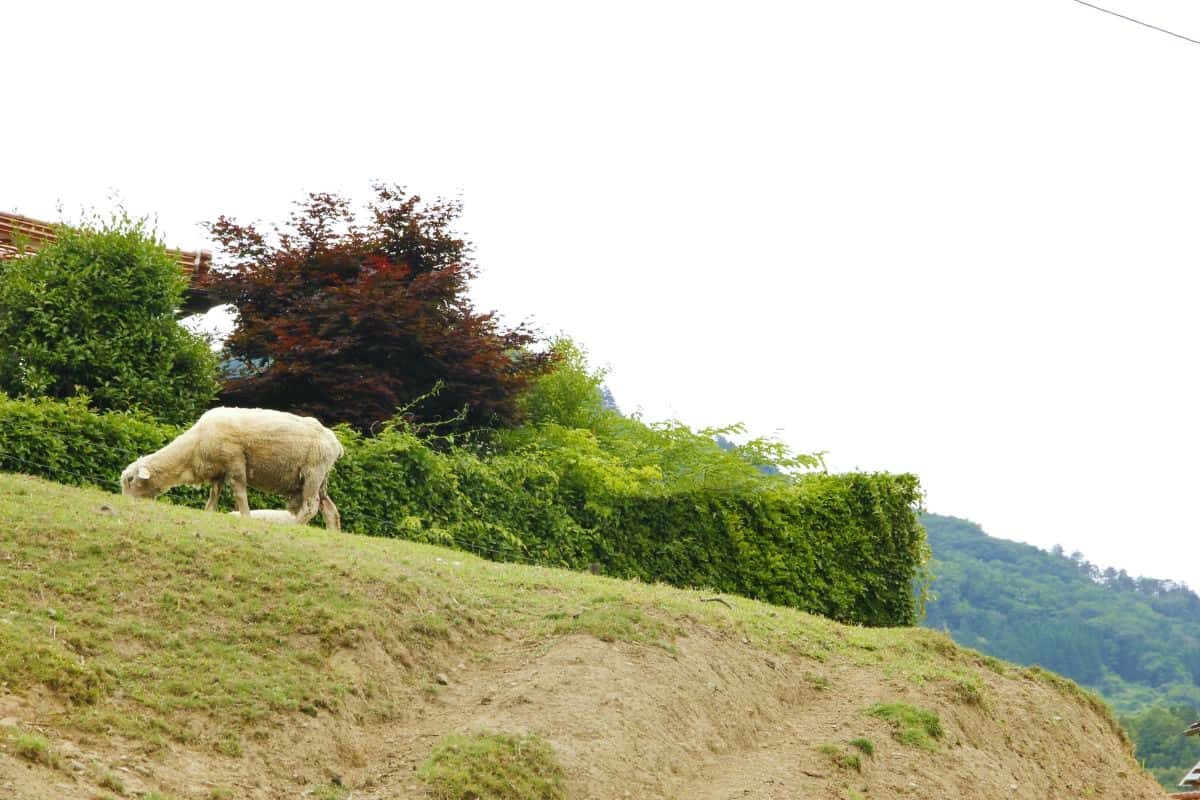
[1068,0,1200,46]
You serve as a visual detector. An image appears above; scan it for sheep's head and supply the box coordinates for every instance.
[120,459,163,499]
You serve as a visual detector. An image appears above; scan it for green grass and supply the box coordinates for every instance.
[817,742,862,772]
[950,675,987,707]
[841,626,1011,705]
[98,771,126,794]
[866,702,943,750]
[849,737,874,757]
[12,732,61,768]
[804,672,831,691]
[418,730,566,800]
[309,784,348,800]
[215,730,244,757]
[548,596,681,648]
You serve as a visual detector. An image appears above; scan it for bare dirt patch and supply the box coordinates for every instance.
[1,624,1167,799]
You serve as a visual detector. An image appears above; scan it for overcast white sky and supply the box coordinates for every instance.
[5,0,1200,585]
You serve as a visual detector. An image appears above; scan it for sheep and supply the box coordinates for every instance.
[228,509,300,524]
[120,407,344,530]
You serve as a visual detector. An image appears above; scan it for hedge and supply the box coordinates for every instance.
[0,395,927,626]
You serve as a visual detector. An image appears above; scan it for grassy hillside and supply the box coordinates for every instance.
[922,512,1200,788]
[0,474,1166,799]
[0,393,927,627]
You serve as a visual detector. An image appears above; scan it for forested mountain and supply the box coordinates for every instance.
[921,513,1200,786]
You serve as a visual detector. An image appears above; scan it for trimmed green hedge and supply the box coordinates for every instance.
[591,473,925,626]
[0,396,926,626]
[0,396,174,486]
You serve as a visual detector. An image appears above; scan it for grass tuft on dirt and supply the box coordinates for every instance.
[866,702,943,750]
[817,742,862,773]
[849,737,874,757]
[12,732,61,768]
[98,772,126,794]
[418,730,566,800]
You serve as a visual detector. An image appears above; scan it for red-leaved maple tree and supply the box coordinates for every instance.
[206,185,552,433]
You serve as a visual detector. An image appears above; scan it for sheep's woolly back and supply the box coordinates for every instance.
[194,408,341,491]
[123,407,343,498]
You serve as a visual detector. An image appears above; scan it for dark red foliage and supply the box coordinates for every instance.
[206,185,553,433]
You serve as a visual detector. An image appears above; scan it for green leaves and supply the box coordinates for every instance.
[0,214,219,425]
[0,394,174,489]
[518,337,609,430]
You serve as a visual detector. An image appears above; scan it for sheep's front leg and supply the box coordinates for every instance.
[205,479,224,512]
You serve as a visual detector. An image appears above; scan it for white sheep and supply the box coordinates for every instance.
[120,407,344,530]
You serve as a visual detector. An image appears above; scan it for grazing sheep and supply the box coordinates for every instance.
[228,509,300,524]
[120,407,343,530]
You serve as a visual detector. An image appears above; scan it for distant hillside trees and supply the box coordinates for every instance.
[600,386,620,413]
[0,215,219,425]
[923,513,1200,703]
[207,186,554,433]
[921,513,1200,789]
[1121,705,1200,789]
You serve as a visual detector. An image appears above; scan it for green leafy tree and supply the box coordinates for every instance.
[506,338,824,493]
[0,215,219,424]
[518,338,609,430]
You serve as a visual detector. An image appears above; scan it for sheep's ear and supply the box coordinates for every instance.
[137,466,151,480]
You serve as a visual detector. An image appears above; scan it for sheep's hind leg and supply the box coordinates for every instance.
[319,490,341,532]
[205,479,224,512]
[292,493,321,525]
[290,469,323,525]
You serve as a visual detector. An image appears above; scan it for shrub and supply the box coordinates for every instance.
[585,472,925,625]
[0,214,219,424]
[0,395,174,490]
[517,337,608,430]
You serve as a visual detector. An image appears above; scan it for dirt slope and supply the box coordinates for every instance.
[0,474,1167,799]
